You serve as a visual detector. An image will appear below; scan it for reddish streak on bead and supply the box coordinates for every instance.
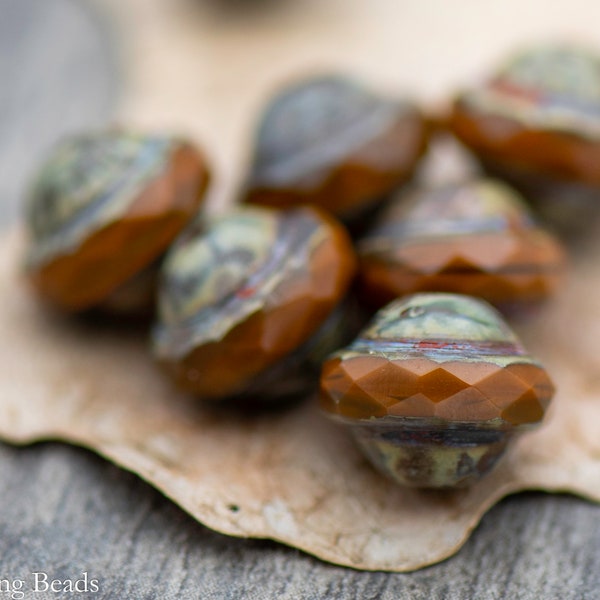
[236,287,256,299]
[489,78,543,102]
[416,341,455,350]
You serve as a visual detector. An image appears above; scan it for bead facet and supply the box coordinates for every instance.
[320,293,555,488]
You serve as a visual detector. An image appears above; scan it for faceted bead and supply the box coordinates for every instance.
[448,44,600,231]
[153,206,356,403]
[320,293,555,487]
[450,43,600,183]
[25,131,211,312]
[243,74,428,224]
[357,179,566,309]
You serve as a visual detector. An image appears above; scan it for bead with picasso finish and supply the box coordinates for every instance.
[153,205,356,403]
[25,130,211,312]
[357,179,566,310]
[320,293,555,488]
[243,74,428,224]
[449,43,600,230]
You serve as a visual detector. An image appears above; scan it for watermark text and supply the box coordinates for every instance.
[0,572,99,599]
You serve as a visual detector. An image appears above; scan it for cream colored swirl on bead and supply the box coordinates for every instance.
[26,132,178,269]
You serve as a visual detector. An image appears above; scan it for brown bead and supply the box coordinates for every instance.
[319,293,555,487]
[449,44,600,186]
[25,132,211,312]
[357,179,566,309]
[153,206,357,401]
[243,75,428,223]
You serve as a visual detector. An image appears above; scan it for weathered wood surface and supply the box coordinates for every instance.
[0,1,598,598]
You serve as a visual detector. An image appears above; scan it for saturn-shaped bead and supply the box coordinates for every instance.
[244,74,428,224]
[320,293,555,488]
[25,130,211,313]
[153,205,356,403]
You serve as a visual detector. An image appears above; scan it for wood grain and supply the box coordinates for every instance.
[1,441,599,599]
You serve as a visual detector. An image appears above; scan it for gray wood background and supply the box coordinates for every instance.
[1,1,598,598]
